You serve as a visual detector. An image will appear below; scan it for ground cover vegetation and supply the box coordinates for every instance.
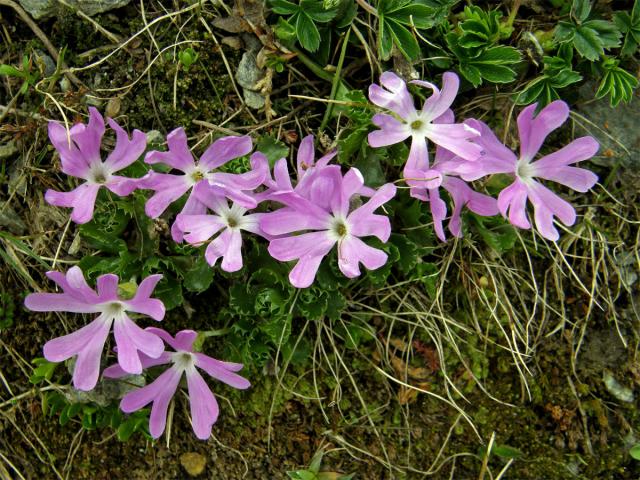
[0,0,639,478]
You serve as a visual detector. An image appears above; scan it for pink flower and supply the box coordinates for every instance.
[175,184,267,272]
[256,134,339,200]
[453,101,599,240]
[405,146,498,241]
[367,71,482,177]
[260,168,396,288]
[24,267,165,391]
[138,128,265,241]
[45,108,146,223]
[104,328,250,440]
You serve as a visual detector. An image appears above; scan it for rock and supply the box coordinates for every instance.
[18,0,132,20]
[577,82,640,169]
[180,452,207,477]
[236,51,266,110]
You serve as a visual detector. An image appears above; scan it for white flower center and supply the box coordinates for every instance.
[190,168,206,183]
[89,164,110,184]
[515,158,536,182]
[328,216,350,241]
[172,351,196,371]
[104,301,125,317]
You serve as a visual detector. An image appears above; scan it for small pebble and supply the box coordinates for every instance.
[180,452,207,477]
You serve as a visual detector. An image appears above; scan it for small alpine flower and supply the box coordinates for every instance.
[46,107,146,224]
[104,328,250,440]
[176,183,267,272]
[453,101,599,240]
[261,168,396,288]
[139,128,264,241]
[368,71,482,176]
[405,145,498,241]
[24,267,165,391]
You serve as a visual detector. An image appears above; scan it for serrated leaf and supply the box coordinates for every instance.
[583,20,622,49]
[296,13,322,51]
[572,25,604,60]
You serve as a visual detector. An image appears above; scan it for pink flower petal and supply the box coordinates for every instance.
[103,352,172,378]
[121,366,182,439]
[145,127,195,171]
[497,180,531,230]
[517,100,569,162]
[198,135,253,171]
[427,123,482,161]
[186,369,219,440]
[113,315,164,374]
[126,274,165,321]
[104,119,147,172]
[141,172,191,218]
[368,114,410,147]
[195,354,250,388]
[337,236,388,278]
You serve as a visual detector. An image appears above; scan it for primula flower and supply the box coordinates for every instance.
[368,71,482,176]
[452,101,599,241]
[104,328,250,440]
[24,267,165,391]
[139,128,265,241]
[46,107,146,224]
[256,134,343,200]
[261,168,396,288]
[176,183,267,272]
[405,145,498,241]
[403,110,498,241]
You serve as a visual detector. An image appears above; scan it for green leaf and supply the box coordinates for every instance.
[256,135,290,166]
[295,13,322,52]
[378,18,395,60]
[301,0,338,22]
[492,444,524,459]
[571,0,591,23]
[270,0,300,14]
[0,64,24,78]
[275,17,298,42]
[388,19,421,60]
[583,20,622,49]
[183,257,214,292]
[630,444,640,461]
[471,213,517,253]
[572,25,604,60]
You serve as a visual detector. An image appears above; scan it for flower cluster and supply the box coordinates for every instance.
[25,267,249,440]
[29,71,599,440]
[368,72,599,241]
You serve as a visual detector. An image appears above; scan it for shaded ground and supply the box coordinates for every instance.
[1,1,640,479]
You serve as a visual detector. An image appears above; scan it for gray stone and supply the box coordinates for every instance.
[236,51,266,110]
[18,0,131,20]
[577,82,640,169]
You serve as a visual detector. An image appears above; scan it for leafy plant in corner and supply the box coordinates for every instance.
[445,6,521,86]
[554,0,622,61]
[270,0,340,52]
[614,0,640,57]
[0,55,40,95]
[376,0,454,61]
[595,57,639,107]
[516,44,582,106]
